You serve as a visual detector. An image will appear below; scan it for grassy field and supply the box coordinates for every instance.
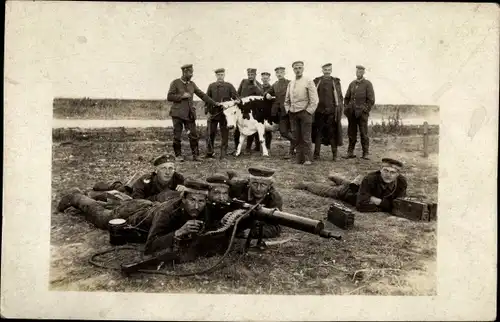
[53,97,440,121]
[50,131,438,295]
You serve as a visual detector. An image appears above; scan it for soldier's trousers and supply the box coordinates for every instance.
[69,194,155,230]
[279,113,295,149]
[172,117,199,157]
[313,112,338,157]
[290,110,313,163]
[347,115,369,154]
[206,117,229,156]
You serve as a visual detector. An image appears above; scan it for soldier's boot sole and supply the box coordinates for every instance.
[57,188,83,212]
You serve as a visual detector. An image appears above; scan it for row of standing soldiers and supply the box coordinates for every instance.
[167,63,375,162]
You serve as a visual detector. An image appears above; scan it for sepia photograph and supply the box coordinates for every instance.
[2,1,498,320]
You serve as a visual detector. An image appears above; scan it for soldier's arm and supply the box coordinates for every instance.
[237,80,244,96]
[305,79,319,114]
[130,174,150,199]
[379,176,408,211]
[284,83,291,113]
[267,190,284,211]
[193,82,217,106]
[144,204,180,255]
[366,81,375,112]
[343,82,352,106]
[336,79,344,106]
[167,80,183,102]
[355,176,379,212]
[168,172,185,190]
[229,83,240,100]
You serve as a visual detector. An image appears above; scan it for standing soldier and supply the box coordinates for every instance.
[343,65,375,160]
[284,61,319,165]
[233,68,264,154]
[204,68,239,160]
[312,63,344,161]
[265,66,295,159]
[250,71,273,152]
[167,64,221,162]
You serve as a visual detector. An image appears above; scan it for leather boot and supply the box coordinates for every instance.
[331,145,338,161]
[343,141,356,159]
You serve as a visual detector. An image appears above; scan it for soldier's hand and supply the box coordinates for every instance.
[175,220,204,237]
[181,92,192,99]
[369,196,382,205]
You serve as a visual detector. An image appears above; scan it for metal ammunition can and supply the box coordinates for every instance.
[108,218,128,246]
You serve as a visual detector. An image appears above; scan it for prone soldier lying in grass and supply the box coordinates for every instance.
[89,154,185,203]
[294,158,408,212]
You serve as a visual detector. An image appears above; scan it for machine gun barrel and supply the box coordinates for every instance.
[231,199,341,240]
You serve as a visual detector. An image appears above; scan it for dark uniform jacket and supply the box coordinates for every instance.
[167,78,217,121]
[144,199,221,255]
[130,172,185,202]
[337,171,407,212]
[343,78,375,119]
[205,81,239,119]
[265,78,291,117]
[238,79,264,97]
[313,76,344,146]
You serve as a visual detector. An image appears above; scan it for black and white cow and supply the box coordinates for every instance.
[222,96,279,157]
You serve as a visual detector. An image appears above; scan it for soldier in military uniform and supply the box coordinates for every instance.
[265,66,295,159]
[226,166,283,238]
[89,154,185,203]
[204,68,240,160]
[205,173,234,221]
[294,158,407,212]
[248,71,274,152]
[233,68,265,154]
[312,63,344,161]
[343,65,375,160]
[167,64,221,162]
[144,179,225,256]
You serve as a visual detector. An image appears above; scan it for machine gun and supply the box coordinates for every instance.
[118,198,341,275]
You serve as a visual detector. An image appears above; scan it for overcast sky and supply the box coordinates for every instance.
[5,2,498,105]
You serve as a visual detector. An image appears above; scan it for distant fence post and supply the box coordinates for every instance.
[423,121,429,158]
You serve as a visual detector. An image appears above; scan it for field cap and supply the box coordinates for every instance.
[214,68,225,73]
[382,158,404,169]
[248,166,275,184]
[181,64,193,70]
[153,154,176,167]
[292,61,304,67]
[206,173,230,188]
[274,66,285,72]
[247,68,257,73]
[322,63,332,68]
[261,72,271,76]
[356,65,365,70]
[182,179,210,196]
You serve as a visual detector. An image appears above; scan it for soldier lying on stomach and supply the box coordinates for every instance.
[294,158,408,212]
[90,154,185,203]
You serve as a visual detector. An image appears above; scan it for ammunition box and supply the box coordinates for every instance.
[327,201,355,230]
[392,198,430,221]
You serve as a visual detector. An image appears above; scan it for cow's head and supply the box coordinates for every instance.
[221,100,242,130]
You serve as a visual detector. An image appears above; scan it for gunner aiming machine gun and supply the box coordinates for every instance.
[117,198,341,276]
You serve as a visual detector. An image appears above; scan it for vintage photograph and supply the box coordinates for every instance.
[49,2,439,295]
[2,1,498,320]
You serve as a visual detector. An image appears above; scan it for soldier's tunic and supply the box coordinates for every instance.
[144,198,225,258]
[298,171,407,212]
[205,81,239,157]
[227,177,283,238]
[312,76,344,157]
[234,79,265,150]
[343,78,375,155]
[130,172,185,202]
[167,78,217,158]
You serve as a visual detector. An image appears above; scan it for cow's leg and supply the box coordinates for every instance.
[235,133,246,157]
[257,126,269,157]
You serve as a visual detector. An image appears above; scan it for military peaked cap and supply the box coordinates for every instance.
[153,154,176,166]
[382,158,404,168]
[322,63,332,68]
[261,72,271,76]
[356,65,365,70]
[181,64,193,70]
[248,166,275,177]
[247,68,257,73]
[292,61,304,67]
[183,179,210,195]
[206,173,230,186]
[274,66,285,72]
[214,68,225,73]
